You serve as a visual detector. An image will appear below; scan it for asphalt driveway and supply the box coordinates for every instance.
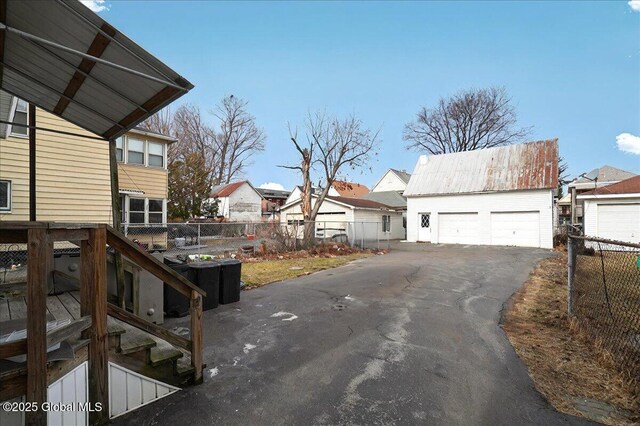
[115,243,593,425]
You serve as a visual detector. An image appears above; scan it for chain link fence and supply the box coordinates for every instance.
[0,220,395,285]
[568,235,640,386]
[121,220,394,257]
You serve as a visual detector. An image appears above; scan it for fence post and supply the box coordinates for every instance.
[361,222,365,250]
[387,225,390,250]
[377,223,379,251]
[253,223,257,255]
[197,223,201,246]
[567,235,574,317]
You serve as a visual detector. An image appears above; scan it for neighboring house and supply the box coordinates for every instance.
[578,175,640,244]
[208,181,264,222]
[284,180,368,205]
[567,165,636,224]
[285,185,335,205]
[116,127,174,251]
[557,194,572,226]
[331,180,370,198]
[279,195,404,242]
[0,96,172,251]
[371,168,411,193]
[404,140,558,249]
[256,187,291,220]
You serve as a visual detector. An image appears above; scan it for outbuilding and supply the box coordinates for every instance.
[578,175,640,244]
[404,140,558,249]
[208,181,264,222]
[279,195,405,243]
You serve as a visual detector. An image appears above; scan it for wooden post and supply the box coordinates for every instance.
[190,290,203,384]
[81,227,109,425]
[28,104,36,221]
[25,227,51,426]
[109,138,126,309]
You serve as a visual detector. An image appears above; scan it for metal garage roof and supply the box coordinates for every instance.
[0,0,193,140]
[404,139,559,197]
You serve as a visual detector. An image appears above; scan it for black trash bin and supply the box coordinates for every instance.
[189,261,221,311]
[218,259,242,304]
[163,257,192,317]
[163,258,222,316]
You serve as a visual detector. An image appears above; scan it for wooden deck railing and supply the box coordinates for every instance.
[105,226,205,384]
[0,222,206,425]
[0,222,108,425]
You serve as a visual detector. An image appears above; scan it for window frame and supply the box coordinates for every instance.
[115,137,125,163]
[128,197,146,224]
[147,141,165,168]
[126,137,146,165]
[382,214,391,233]
[8,97,29,138]
[127,197,166,225]
[0,179,11,212]
[420,213,430,229]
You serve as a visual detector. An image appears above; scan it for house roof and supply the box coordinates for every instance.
[389,169,412,184]
[569,165,636,186]
[256,188,290,199]
[326,195,388,209]
[362,191,407,209]
[332,180,370,198]
[404,139,559,197]
[129,126,177,143]
[0,0,193,140]
[580,175,640,196]
[210,181,260,198]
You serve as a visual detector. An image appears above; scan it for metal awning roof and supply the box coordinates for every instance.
[0,0,193,140]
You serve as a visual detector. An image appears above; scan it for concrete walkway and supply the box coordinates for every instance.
[115,243,594,425]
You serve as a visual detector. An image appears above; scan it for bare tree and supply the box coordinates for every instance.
[557,155,569,197]
[140,106,174,137]
[404,87,531,155]
[212,95,266,184]
[143,105,218,219]
[281,112,379,244]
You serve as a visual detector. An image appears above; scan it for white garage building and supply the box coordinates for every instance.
[279,195,405,243]
[578,175,640,244]
[404,140,558,249]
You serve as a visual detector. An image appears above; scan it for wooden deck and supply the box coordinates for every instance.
[0,290,83,325]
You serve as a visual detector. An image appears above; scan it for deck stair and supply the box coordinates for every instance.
[0,290,196,388]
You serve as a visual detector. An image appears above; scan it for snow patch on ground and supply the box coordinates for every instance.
[345,295,355,301]
[271,311,298,321]
[209,367,219,378]
[243,343,257,354]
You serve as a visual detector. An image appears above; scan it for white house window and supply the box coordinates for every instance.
[0,180,11,212]
[421,213,430,228]
[10,99,28,137]
[129,198,146,223]
[148,142,164,167]
[127,138,145,165]
[382,215,391,232]
[148,199,164,223]
[115,137,124,162]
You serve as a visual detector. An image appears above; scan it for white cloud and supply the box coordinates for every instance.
[629,1,640,12]
[80,0,109,13]
[259,182,286,191]
[616,132,640,155]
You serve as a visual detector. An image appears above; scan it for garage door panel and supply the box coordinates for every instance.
[597,204,640,244]
[438,213,479,245]
[490,212,540,248]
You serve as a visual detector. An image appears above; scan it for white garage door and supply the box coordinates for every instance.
[438,213,479,244]
[490,211,540,247]
[597,204,640,244]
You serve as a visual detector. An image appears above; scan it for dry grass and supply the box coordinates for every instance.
[502,254,640,425]
[241,253,372,288]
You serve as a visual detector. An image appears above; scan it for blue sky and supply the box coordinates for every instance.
[91,0,639,190]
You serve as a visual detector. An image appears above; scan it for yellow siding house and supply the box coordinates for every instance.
[0,93,173,250]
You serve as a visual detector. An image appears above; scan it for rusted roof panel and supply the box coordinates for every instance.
[404,140,558,196]
[581,175,640,196]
